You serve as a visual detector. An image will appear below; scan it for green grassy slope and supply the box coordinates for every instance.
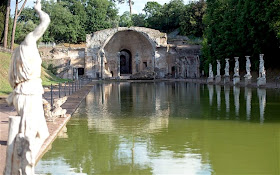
[0,52,69,96]
[0,52,13,96]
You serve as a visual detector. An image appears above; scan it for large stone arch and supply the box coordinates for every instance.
[85,27,167,78]
[102,30,155,77]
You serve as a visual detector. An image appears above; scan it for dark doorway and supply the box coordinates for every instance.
[171,66,175,77]
[78,68,84,76]
[120,49,132,74]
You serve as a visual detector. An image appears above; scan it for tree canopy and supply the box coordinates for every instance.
[16,0,118,44]
[203,0,280,71]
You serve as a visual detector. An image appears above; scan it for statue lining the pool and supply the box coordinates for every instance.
[5,0,50,174]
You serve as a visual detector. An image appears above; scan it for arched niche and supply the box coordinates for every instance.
[102,30,155,77]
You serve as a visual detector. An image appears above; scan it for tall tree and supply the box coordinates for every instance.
[0,1,7,42]
[179,0,206,37]
[3,0,10,48]
[203,0,280,71]
[10,0,27,50]
[113,0,133,15]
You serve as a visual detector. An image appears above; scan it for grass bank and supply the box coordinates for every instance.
[0,52,69,97]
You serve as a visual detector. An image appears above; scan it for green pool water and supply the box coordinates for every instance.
[36,82,280,175]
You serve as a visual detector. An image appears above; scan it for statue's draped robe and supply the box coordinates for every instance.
[7,43,49,140]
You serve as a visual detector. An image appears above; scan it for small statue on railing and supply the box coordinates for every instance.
[5,0,50,174]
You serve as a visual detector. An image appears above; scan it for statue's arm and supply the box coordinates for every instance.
[28,0,50,42]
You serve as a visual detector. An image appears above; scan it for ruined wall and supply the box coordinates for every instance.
[86,27,168,78]
[39,47,85,79]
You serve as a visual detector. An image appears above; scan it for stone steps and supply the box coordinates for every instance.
[120,74,131,79]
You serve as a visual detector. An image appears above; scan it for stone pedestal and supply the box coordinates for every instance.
[224,76,230,84]
[233,76,240,85]
[215,75,221,83]
[244,78,251,86]
[257,77,266,87]
[207,77,214,83]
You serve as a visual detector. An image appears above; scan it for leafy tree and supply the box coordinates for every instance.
[17,0,119,44]
[131,13,146,27]
[160,0,185,32]
[119,11,132,27]
[0,1,7,43]
[15,20,36,43]
[10,0,27,50]
[86,0,118,32]
[203,0,280,71]
[143,2,163,30]
[179,0,206,37]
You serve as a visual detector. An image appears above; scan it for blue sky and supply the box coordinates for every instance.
[11,0,196,15]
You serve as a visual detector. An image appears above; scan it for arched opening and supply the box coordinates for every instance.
[171,66,175,77]
[120,49,132,75]
[78,68,84,76]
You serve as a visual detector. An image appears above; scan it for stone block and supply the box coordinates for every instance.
[233,76,240,85]
[224,76,230,84]
[207,77,214,83]
[215,75,221,83]
[257,77,266,87]
[244,78,251,86]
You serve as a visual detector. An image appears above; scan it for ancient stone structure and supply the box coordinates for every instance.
[233,57,240,85]
[215,60,221,83]
[244,56,252,85]
[207,63,214,83]
[85,27,201,79]
[257,54,266,86]
[4,0,50,174]
[224,58,230,84]
[43,97,69,122]
[39,47,85,80]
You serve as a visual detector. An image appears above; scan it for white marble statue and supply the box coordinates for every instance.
[216,60,221,76]
[234,57,239,77]
[5,0,50,174]
[224,58,230,76]
[244,56,252,79]
[259,54,266,78]
[208,63,213,78]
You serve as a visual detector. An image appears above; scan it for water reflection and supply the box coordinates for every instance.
[245,87,252,120]
[216,85,221,111]
[234,86,240,117]
[258,88,266,123]
[224,85,230,118]
[36,82,280,175]
[208,85,214,106]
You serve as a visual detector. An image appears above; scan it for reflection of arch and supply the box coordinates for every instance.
[120,49,132,74]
